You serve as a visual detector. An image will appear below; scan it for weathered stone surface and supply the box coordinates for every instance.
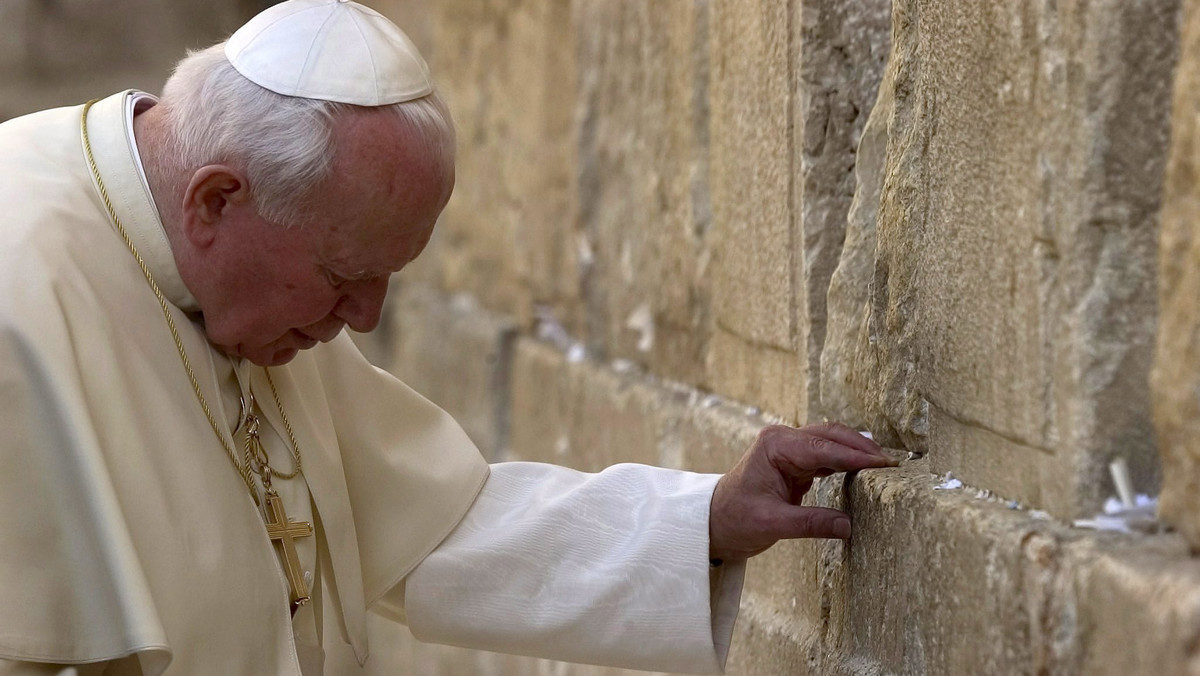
[389,0,890,421]
[721,450,1200,676]
[826,0,1178,517]
[574,1,714,386]
[706,329,807,423]
[706,0,889,422]
[705,0,802,419]
[709,0,793,352]
[803,463,1200,675]
[0,0,247,121]
[510,339,684,470]
[423,0,579,327]
[1153,0,1200,551]
[820,54,894,429]
[794,0,891,422]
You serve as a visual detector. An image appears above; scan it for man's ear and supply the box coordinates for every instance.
[181,165,252,247]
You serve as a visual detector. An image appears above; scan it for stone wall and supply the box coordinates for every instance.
[365,0,1200,673]
[824,0,1177,520]
[1157,0,1200,556]
[0,0,251,121]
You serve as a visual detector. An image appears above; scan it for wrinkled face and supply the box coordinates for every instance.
[183,110,451,366]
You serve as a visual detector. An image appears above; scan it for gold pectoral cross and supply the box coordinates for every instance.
[263,489,314,613]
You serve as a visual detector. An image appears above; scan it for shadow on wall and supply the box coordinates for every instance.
[0,0,258,121]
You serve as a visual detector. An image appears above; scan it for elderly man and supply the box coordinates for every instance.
[0,1,894,674]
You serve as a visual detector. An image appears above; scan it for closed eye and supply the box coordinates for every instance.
[323,265,383,290]
[323,268,350,289]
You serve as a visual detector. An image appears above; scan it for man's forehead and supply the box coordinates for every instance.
[334,111,442,180]
[300,108,448,274]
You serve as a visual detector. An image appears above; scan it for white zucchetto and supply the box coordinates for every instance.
[224,0,433,106]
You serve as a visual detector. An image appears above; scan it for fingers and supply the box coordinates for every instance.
[771,505,853,540]
[710,497,855,560]
[762,425,897,478]
[805,422,885,457]
[710,422,894,559]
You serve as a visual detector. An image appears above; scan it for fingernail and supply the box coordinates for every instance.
[834,517,851,539]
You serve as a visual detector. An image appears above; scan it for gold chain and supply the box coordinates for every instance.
[264,368,304,480]
[80,99,303,499]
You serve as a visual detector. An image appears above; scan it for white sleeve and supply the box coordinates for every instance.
[397,462,745,675]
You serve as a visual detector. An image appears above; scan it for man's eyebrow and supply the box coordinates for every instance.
[323,253,413,280]
[332,265,394,283]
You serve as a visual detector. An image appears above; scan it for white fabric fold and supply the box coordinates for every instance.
[401,462,744,675]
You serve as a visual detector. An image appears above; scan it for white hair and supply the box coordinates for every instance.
[158,44,455,226]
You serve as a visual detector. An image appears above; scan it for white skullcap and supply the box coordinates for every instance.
[224,0,432,106]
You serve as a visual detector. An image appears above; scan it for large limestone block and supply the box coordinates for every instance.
[1154,0,1200,550]
[572,1,714,385]
[706,331,809,424]
[820,50,894,429]
[507,333,784,473]
[426,0,579,327]
[794,0,891,420]
[510,340,664,470]
[804,463,1200,675]
[510,336,796,475]
[707,0,888,421]
[706,0,803,420]
[825,0,1178,517]
[709,0,793,352]
[723,610,812,674]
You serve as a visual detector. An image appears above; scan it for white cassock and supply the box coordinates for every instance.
[0,91,744,675]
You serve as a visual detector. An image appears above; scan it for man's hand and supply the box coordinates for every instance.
[709,423,897,562]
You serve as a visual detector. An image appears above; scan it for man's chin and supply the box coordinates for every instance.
[213,342,301,367]
[250,347,300,367]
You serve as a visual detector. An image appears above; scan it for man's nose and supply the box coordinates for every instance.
[332,278,389,333]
